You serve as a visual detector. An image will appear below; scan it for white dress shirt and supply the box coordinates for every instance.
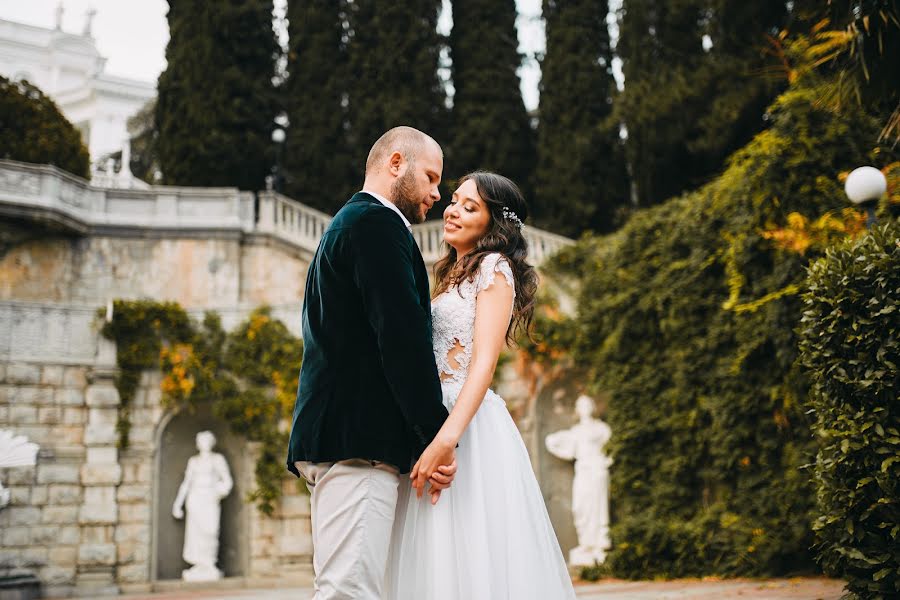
[361,189,412,231]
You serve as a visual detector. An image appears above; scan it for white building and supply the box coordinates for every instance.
[0,8,155,167]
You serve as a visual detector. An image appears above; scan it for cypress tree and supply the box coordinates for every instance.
[617,0,788,207]
[127,99,160,184]
[688,0,789,173]
[448,0,535,201]
[345,0,447,174]
[534,0,628,236]
[156,0,278,190]
[283,0,352,212]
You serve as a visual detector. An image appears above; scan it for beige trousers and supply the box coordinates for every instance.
[295,459,401,600]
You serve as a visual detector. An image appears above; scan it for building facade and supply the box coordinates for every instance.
[0,13,155,164]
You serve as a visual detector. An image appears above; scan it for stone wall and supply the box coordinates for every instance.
[0,358,120,597]
[0,347,313,597]
[0,221,310,332]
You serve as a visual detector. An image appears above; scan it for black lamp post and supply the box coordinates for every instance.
[271,127,286,193]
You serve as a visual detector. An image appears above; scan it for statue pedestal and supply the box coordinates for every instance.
[182,565,223,582]
[569,546,607,568]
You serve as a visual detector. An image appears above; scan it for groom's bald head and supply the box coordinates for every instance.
[365,126,442,176]
[362,126,444,224]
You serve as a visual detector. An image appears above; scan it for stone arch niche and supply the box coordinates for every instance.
[152,407,248,580]
[535,373,599,561]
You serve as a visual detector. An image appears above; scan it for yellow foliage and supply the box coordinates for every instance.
[246,313,272,341]
[721,233,747,311]
[761,208,867,255]
[159,343,198,405]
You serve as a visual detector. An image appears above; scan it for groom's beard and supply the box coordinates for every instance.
[390,169,426,224]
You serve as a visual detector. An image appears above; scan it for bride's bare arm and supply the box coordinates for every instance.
[436,274,514,446]
[412,267,515,498]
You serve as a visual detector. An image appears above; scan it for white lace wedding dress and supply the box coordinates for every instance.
[385,253,576,600]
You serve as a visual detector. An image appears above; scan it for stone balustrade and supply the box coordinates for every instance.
[0,160,572,265]
[0,160,254,236]
[411,219,575,265]
[256,191,332,255]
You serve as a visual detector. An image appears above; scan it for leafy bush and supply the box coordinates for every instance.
[102,303,302,514]
[547,82,888,578]
[0,76,89,177]
[799,221,900,598]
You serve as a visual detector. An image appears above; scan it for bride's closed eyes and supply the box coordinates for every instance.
[448,197,479,213]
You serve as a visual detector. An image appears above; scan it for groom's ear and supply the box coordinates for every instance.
[388,151,405,176]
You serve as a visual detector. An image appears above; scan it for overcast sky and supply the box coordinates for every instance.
[0,0,620,112]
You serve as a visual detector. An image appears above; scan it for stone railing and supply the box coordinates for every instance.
[521,225,575,264]
[0,160,254,236]
[412,220,574,265]
[0,160,572,264]
[256,191,333,255]
[411,220,447,264]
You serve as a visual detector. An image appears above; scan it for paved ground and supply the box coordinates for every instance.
[96,577,845,600]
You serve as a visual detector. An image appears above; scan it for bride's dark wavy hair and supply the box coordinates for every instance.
[432,171,539,345]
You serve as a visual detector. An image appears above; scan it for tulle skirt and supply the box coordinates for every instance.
[384,383,576,600]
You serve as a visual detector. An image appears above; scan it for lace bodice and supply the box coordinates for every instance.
[431,253,515,392]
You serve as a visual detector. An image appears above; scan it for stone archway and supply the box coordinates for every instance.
[535,375,597,561]
[153,407,248,580]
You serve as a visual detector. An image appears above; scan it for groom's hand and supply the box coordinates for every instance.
[410,437,456,501]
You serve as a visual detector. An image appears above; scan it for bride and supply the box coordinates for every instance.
[385,171,576,599]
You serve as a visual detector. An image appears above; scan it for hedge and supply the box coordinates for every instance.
[799,221,900,598]
[543,81,887,578]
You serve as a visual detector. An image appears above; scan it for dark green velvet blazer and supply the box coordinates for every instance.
[286,193,448,475]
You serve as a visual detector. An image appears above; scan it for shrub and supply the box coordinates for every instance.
[0,76,89,178]
[799,221,900,598]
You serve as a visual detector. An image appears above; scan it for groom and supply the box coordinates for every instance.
[287,126,456,599]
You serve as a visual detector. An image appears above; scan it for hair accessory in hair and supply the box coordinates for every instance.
[502,206,523,229]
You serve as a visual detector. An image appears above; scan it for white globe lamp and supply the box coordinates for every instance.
[845,166,887,226]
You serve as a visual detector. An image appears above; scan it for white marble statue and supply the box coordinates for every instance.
[545,395,613,566]
[0,430,40,510]
[172,431,233,581]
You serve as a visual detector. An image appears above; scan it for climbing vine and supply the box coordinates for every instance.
[100,302,302,514]
[528,81,894,579]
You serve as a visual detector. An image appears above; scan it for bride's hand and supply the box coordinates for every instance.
[429,460,457,488]
[410,439,456,499]
[426,460,457,505]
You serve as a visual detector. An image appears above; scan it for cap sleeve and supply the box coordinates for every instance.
[476,253,515,297]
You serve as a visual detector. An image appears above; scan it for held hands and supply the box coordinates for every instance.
[426,460,457,505]
[410,435,457,505]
